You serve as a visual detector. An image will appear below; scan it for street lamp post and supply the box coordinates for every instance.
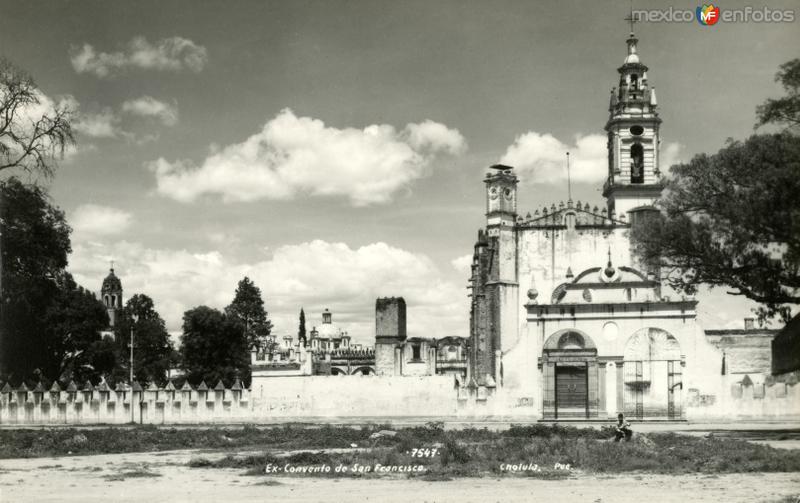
[129,313,138,423]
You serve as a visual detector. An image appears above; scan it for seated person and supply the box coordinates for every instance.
[614,413,633,442]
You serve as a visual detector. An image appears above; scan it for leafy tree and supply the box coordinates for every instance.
[633,59,800,324]
[298,307,307,347]
[43,273,110,383]
[0,58,75,380]
[0,178,72,379]
[225,276,273,350]
[632,133,799,323]
[113,294,175,386]
[756,58,800,131]
[179,306,250,386]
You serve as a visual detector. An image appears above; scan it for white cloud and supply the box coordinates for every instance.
[450,254,473,276]
[660,142,684,172]
[149,108,467,206]
[499,132,607,184]
[406,120,468,155]
[122,96,178,126]
[73,108,120,138]
[68,239,468,344]
[499,131,683,185]
[70,36,208,78]
[71,204,132,236]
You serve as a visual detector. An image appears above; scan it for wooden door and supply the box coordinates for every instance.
[555,364,588,418]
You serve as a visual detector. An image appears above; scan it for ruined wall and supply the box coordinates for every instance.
[686,371,800,420]
[705,330,777,374]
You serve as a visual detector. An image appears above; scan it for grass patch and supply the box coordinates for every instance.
[184,425,800,479]
[2,423,799,480]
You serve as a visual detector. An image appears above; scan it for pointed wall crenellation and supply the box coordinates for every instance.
[0,376,513,424]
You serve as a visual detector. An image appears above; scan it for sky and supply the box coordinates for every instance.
[0,0,797,343]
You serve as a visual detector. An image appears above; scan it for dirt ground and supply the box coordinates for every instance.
[0,448,798,503]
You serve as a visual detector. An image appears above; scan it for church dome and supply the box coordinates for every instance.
[101,268,122,293]
[623,53,640,64]
[315,308,342,339]
[317,322,341,339]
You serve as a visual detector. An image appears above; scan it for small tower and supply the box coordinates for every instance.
[480,164,519,386]
[603,29,663,217]
[484,164,518,283]
[101,265,123,328]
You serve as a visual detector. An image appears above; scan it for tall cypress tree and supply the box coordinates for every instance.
[298,308,307,347]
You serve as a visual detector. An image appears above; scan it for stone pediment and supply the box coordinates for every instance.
[550,264,659,304]
[517,200,627,229]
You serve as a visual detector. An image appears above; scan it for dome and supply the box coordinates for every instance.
[101,268,122,293]
[317,322,341,339]
[623,53,640,64]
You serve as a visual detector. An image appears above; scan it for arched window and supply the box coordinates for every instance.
[630,143,644,183]
[630,74,639,90]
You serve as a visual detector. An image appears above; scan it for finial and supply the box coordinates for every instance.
[624,0,637,37]
[607,246,612,267]
[566,152,572,201]
[110,259,115,273]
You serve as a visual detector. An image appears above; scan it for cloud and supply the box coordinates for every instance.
[71,204,132,236]
[73,108,120,138]
[149,108,467,206]
[406,120,468,155]
[122,96,178,126]
[450,254,473,276]
[70,36,208,78]
[68,239,468,344]
[499,131,683,185]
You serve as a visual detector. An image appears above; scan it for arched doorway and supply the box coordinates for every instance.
[541,330,599,420]
[623,328,683,420]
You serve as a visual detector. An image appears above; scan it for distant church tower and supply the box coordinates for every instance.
[101,265,123,328]
[603,28,663,218]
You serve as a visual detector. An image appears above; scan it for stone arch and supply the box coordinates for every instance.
[623,328,681,361]
[622,327,683,420]
[543,329,597,352]
[330,367,346,376]
[351,367,374,376]
[541,329,599,420]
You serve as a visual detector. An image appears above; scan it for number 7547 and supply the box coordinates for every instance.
[410,448,439,457]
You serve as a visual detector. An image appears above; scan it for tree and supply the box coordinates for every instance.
[113,294,175,386]
[225,276,273,350]
[632,59,800,324]
[632,133,800,323]
[0,59,75,379]
[179,306,249,386]
[756,58,800,131]
[0,178,72,379]
[42,273,110,383]
[298,307,307,347]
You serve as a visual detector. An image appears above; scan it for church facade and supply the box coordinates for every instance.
[468,32,724,421]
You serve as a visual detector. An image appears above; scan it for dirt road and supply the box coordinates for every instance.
[0,449,798,503]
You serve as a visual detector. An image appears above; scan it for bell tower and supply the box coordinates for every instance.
[603,28,664,217]
[101,264,123,328]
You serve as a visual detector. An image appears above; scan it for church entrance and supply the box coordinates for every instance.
[540,330,599,420]
[555,364,588,418]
